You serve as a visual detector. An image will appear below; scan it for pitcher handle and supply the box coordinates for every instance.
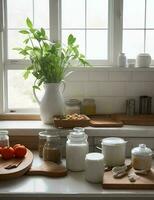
[33,86,41,105]
[60,80,66,94]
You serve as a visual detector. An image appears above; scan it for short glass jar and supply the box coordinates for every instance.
[0,130,9,147]
[65,99,81,114]
[43,133,62,163]
[82,98,96,115]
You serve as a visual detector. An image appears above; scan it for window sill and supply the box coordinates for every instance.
[0,120,154,137]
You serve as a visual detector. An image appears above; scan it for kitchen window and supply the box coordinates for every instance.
[0,0,154,113]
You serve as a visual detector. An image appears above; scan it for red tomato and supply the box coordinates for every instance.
[13,144,22,150]
[0,147,2,154]
[14,145,27,158]
[1,147,14,160]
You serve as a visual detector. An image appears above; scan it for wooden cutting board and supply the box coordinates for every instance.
[103,167,154,189]
[0,149,33,180]
[89,116,123,127]
[27,161,68,177]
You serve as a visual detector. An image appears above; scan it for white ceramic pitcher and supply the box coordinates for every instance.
[33,81,65,124]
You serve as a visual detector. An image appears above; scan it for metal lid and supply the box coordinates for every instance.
[65,99,81,106]
[101,137,127,146]
[131,144,153,157]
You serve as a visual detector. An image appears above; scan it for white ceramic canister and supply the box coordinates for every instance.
[118,53,127,67]
[131,144,153,171]
[136,53,151,68]
[101,137,127,167]
[66,131,89,171]
[85,153,104,183]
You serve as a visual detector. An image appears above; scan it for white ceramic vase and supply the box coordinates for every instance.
[33,81,65,124]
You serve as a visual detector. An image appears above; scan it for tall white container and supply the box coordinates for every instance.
[66,131,89,171]
[118,53,127,67]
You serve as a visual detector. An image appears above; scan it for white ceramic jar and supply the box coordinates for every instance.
[66,131,89,171]
[85,153,104,183]
[136,53,151,68]
[131,144,153,171]
[101,137,127,167]
[118,53,127,67]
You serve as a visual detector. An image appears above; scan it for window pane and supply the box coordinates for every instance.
[86,30,108,60]
[87,0,108,28]
[8,30,50,59]
[123,0,145,28]
[7,0,33,29]
[146,30,154,57]
[146,0,154,28]
[62,0,85,28]
[123,30,144,58]
[8,70,43,110]
[62,30,85,55]
[34,0,49,28]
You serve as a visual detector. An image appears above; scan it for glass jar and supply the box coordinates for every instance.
[0,130,9,147]
[65,99,81,114]
[38,131,48,157]
[66,130,89,171]
[82,99,96,115]
[43,133,61,163]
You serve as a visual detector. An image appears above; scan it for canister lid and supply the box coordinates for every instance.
[0,130,8,135]
[101,137,126,146]
[68,131,88,143]
[131,144,153,157]
[85,153,104,161]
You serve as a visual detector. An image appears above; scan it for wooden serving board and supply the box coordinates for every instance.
[0,149,33,180]
[27,161,68,177]
[103,167,154,189]
[89,116,123,127]
[112,114,154,126]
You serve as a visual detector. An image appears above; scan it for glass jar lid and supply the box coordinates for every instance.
[131,144,153,157]
[0,130,8,135]
[101,137,127,146]
[65,99,81,106]
[73,127,85,133]
[67,131,88,143]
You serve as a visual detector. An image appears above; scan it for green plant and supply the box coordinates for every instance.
[14,18,90,89]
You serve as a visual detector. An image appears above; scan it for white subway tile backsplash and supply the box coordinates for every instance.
[109,71,132,81]
[65,71,89,82]
[89,71,109,81]
[64,69,154,114]
[99,82,126,97]
[132,71,154,81]
[84,82,99,97]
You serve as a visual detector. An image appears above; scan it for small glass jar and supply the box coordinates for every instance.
[0,130,9,147]
[82,99,96,115]
[43,133,61,163]
[38,131,48,157]
[65,99,81,114]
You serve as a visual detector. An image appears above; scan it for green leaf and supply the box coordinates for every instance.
[33,85,40,90]
[68,34,76,46]
[19,30,29,34]
[26,18,33,29]
[24,38,30,44]
[41,28,46,37]
[23,70,31,79]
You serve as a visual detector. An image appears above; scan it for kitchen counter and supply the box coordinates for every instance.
[0,152,154,200]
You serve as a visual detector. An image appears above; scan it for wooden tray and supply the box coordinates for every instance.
[89,116,123,127]
[103,165,154,189]
[27,161,67,177]
[0,149,33,180]
[54,115,90,128]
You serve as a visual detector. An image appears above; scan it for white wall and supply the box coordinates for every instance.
[63,67,154,114]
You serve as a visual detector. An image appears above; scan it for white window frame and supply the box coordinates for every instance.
[1,0,151,114]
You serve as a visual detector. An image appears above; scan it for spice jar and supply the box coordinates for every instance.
[82,99,96,115]
[65,99,81,114]
[43,133,61,163]
[0,130,9,147]
[66,130,89,171]
[131,144,153,171]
